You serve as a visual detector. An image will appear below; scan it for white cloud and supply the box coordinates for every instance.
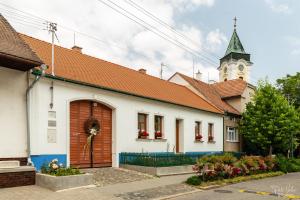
[265,0,292,14]
[0,0,222,81]
[206,29,227,51]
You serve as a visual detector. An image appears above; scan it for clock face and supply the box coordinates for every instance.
[238,65,244,71]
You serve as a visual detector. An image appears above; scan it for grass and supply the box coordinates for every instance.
[186,171,284,187]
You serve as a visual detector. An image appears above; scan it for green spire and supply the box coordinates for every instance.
[224,29,246,56]
[220,17,250,64]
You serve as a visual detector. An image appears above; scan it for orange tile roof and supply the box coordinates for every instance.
[212,79,248,99]
[20,34,222,114]
[175,73,240,115]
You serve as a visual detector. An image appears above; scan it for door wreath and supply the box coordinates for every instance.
[83,117,100,157]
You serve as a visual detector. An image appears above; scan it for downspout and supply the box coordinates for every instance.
[26,65,47,166]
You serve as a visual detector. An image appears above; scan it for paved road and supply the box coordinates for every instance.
[171,173,300,200]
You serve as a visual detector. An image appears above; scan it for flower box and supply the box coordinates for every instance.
[195,134,203,141]
[155,131,163,139]
[138,131,149,139]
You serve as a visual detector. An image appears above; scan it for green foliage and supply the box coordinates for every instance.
[41,159,82,176]
[277,72,300,109]
[187,171,284,186]
[186,176,202,185]
[239,80,300,155]
[275,155,300,173]
[194,154,276,181]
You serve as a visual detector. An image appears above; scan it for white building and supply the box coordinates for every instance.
[20,34,224,170]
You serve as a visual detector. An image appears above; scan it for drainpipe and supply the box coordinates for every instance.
[26,64,48,166]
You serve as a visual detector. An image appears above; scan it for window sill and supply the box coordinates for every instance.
[194,140,204,143]
[153,138,167,142]
[226,140,240,143]
[136,138,152,142]
[207,141,216,144]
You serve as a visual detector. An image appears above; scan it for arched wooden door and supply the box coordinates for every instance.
[70,100,112,168]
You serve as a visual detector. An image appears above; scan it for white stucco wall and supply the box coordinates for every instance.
[0,67,28,158]
[30,77,223,167]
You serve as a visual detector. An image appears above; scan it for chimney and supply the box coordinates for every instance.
[71,45,82,53]
[195,70,202,81]
[138,68,147,74]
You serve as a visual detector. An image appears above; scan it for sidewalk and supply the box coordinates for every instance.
[0,174,195,200]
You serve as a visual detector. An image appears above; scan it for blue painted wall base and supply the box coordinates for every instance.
[31,154,67,171]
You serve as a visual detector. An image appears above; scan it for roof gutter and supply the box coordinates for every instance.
[26,65,47,166]
[31,71,223,116]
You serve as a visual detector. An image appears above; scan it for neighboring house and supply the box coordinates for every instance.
[19,33,225,170]
[0,14,42,162]
[0,14,43,187]
[169,24,255,152]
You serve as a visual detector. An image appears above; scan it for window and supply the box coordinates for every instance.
[227,127,239,142]
[208,123,214,142]
[138,113,148,138]
[47,111,57,143]
[154,115,163,139]
[195,121,202,141]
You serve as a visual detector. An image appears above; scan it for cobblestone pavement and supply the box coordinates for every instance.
[81,167,154,187]
[115,184,196,200]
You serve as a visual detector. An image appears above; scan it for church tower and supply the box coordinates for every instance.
[218,17,252,82]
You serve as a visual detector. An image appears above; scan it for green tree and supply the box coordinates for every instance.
[239,81,300,156]
[277,72,300,109]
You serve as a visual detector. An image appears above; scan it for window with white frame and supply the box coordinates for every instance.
[138,113,149,138]
[227,127,239,142]
[47,111,57,143]
[154,115,163,139]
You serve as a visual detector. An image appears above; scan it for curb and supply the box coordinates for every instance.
[152,189,202,200]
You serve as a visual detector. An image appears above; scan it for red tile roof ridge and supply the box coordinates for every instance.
[20,33,223,114]
[19,33,195,88]
[174,72,240,115]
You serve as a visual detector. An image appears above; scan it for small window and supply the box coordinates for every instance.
[239,76,243,80]
[227,127,239,142]
[208,123,214,142]
[195,121,202,141]
[138,113,148,138]
[154,115,163,139]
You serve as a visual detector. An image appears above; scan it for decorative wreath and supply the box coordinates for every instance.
[84,117,100,136]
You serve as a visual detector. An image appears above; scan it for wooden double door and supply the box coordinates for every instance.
[70,100,112,168]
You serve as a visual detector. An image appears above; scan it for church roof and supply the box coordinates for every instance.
[224,29,246,56]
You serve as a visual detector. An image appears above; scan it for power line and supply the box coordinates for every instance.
[123,0,220,60]
[96,0,218,66]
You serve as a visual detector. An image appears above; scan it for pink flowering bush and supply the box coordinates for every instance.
[194,153,276,181]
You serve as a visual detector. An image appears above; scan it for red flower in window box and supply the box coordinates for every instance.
[138,130,149,139]
[208,135,214,142]
[155,131,162,139]
[195,134,203,141]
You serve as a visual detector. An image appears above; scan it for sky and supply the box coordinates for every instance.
[0,0,299,84]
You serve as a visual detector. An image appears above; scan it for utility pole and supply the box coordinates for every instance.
[48,22,58,76]
[192,58,195,78]
[160,63,167,80]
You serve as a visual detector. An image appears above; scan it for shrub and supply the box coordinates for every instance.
[275,155,300,173]
[41,159,82,176]
[186,176,202,185]
[193,154,277,181]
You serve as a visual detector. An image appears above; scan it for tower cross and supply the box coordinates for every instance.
[233,16,237,30]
